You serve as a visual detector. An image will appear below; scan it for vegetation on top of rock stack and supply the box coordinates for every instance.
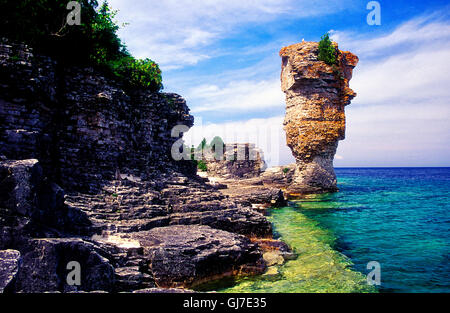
[0,0,162,91]
[317,33,337,65]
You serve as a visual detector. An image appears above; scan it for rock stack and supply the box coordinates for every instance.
[279,41,358,194]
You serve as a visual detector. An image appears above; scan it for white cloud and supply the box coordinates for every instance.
[331,14,450,166]
[189,79,284,113]
[107,0,352,69]
[336,101,450,166]
[331,13,450,57]
[352,47,450,106]
[184,13,450,167]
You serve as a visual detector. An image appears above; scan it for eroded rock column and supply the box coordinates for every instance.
[280,41,358,193]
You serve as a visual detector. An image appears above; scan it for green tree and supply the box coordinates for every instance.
[0,0,162,91]
[109,57,162,91]
[317,33,336,65]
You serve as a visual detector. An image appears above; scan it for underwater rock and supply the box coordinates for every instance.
[263,251,285,266]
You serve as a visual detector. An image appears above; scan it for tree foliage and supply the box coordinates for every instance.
[317,33,337,65]
[110,57,162,91]
[0,0,162,91]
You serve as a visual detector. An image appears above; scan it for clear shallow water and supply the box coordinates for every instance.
[213,167,450,293]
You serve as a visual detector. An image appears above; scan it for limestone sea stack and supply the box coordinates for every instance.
[279,41,358,194]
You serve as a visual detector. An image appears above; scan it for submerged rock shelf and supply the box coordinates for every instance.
[198,204,375,293]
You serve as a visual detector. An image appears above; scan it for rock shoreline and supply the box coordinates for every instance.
[0,39,284,293]
[0,38,358,293]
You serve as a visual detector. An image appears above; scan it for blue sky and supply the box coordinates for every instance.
[107,0,450,167]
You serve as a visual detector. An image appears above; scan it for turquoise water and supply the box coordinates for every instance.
[213,167,449,293]
[304,167,450,293]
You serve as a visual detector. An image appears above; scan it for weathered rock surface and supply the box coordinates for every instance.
[260,163,296,187]
[218,180,286,210]
[204,143,266,179]
[114,225,265,288]
[0,39,273,292]
[280,41,358,193]
[0,249,21,293]
[14,238,115,293]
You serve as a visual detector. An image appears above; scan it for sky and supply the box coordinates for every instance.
[107,0,450,167]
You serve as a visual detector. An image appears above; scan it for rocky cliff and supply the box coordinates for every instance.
[0,39,274,292]
[279,41,358,193]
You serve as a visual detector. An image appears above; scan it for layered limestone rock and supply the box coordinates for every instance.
[280,41,358,193]
[0,39,273,292]
[204,143,266,179]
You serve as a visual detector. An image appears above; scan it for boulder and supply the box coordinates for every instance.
[0,159,42,217]
[261,164,296,186]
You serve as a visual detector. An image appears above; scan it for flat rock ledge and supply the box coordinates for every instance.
[0,159,274,292]
[96,225,266,288]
